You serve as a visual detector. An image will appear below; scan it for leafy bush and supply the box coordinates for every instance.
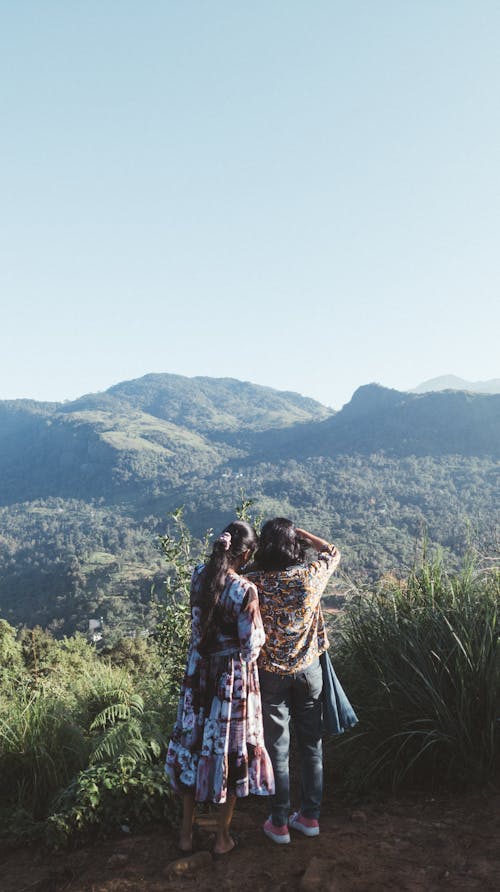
[92,685,165,766]
[47,757,176,847]
[46,680,174,846]
[332,559,500,792]
[0,619,23,675]
[153,508,203,707]
[0,633,172,846]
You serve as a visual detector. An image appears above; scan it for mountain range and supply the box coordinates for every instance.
[413,375,500,395]
[0,373,498,635]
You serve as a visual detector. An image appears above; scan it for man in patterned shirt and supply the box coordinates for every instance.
[247,518,340,844]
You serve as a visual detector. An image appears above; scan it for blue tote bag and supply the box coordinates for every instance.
[320,650,358,736]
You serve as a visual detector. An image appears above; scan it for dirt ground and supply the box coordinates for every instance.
[1,790,499,892]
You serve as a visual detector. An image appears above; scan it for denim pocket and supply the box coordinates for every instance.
[303,659,323,699]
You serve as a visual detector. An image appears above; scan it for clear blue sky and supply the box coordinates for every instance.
[1,1,499,409]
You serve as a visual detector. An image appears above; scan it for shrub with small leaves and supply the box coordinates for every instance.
[46,756,177,846]
[153,509,206,706]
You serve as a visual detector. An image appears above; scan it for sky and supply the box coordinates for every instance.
[1,1,499,410]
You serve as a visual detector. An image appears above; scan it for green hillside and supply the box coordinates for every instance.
[0,375,498,635]
[63,373,333,433]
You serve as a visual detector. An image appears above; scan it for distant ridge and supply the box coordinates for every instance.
[252,383,500,460]
[412,375,500,395]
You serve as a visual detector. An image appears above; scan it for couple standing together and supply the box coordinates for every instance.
[166,517,344,856]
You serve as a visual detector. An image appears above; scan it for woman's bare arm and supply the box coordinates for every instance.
[295,527,334,553]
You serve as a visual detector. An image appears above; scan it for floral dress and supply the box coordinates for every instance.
[165,565,275,804]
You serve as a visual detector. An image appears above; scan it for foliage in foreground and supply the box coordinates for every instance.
[331,559,500,793]
[1,509,499,849]
[46,757,175,848]
[0,626,176,847]
[152,508,201,703]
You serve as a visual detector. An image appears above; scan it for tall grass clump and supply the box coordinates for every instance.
[332,559,499,793]
[0,680,87,840]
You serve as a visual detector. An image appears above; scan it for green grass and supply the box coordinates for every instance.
[0,682,87,820]
[331,559,500,793]
[71,408,220,454]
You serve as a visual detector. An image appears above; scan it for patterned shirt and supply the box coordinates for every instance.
[247,545,341,675]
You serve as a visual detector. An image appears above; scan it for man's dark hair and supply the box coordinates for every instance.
[253,517,307,572]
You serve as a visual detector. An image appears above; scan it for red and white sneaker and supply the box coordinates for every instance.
[263,817,291,844]
[289,811,320,837]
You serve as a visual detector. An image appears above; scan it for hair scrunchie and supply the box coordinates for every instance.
[217,531,232,551]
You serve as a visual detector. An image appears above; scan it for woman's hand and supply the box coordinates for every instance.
[295,527,332,553]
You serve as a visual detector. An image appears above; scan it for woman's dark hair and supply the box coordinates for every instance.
[253,517,307,572]
[198,520,258,651]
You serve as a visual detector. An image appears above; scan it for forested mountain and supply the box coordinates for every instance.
[63,373,333,433]
[243,385,500,460]
[0,374,498,636]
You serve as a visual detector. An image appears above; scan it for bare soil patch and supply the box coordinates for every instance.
[1,790,499,892]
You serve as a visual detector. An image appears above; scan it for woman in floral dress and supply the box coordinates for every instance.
[166,520,274,857]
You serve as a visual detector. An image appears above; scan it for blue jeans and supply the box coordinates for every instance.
[259,659,323,826]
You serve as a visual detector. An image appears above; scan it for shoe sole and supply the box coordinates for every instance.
[263,827,291,845]
[289,822,320,837]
